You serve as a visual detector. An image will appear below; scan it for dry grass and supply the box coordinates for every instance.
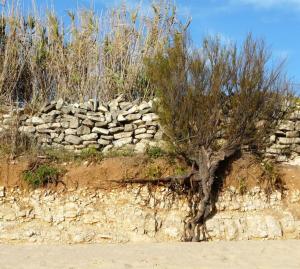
[0,0,183,108]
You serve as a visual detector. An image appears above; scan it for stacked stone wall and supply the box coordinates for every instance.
[0,96,162,153]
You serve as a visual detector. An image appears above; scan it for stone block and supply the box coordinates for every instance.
[81,133,98,141]
[98,139,111,146]
[65,135,82,145]
[286,131,299,138]
[31,117,44,125]
[77,125,91,135]
[113,137,133,147]
[92,127,109,135]
[19,126,36,133]
[278,120,294,131]
[113,132,133,140]
[125,113,141,121]
[142,113,159,122]
[135,128,146,135]
[135,133,153,139]
[65,129,77,135]
[278,137,300,145]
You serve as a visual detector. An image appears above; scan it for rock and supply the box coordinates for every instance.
[101,135,114,141]
[98,139,111,146]
[138,101,151,111]
[31,117,44,125]
[113,137,133,147]
[56,98,64,110]
[135,128,147,135]
[247,216,268,239]
[265,216,282,238]
[125,113,141,121]
[42,103,56,113]
[69,117,80,129]
[77,125,91,136]
[278,137,300,145]
[124,124,134,132]
[135,133,153,139]
[135,140,150,153]
[113,132,133,140]
[95,121,108,127]
[289,110,300,120]
[65,135,82,145]
[19,126,36,133]
[109,127,124,133]
[117,114,126,122]
[0,186,5,197]
[286,131,299,138]
[109,99,119,111]
[65,129,77,135]
[278,120,294,131]
[98,104,108,113]
[81,133,98,141]
[61,105,72,114]
[88,116,106,122]
[92,127,110,135]
[53,133,64,143]
[142,113,159,122]
[82,119,94,127]
[295,122,300,131]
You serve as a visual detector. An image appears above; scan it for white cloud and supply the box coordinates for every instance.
[230,0,300,9]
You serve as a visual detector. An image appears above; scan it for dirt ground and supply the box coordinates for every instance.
[0,241,299,269]
[0,153,299,191]
[0,155,181,190]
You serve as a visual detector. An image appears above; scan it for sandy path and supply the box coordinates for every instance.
[0,241,299,269]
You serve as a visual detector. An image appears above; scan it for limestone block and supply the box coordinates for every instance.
[31,117,44,125]
[135,133,153,139]
[92,127,109,135]
[77,125,91,136]
[113,132,133,140]
[135,128,147,135]
[125,113,141,121]
[81,133,98,141]
[278,120,294,131]
[142,113,159,122]
[65,135,82,145]
[19,126,36,133]
[98,139,111,146]
[113,137,133,147]
[286,131,299,138]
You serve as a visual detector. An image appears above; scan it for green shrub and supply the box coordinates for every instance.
[146,146,166,159]
[146,164,163,179]
[23,164,61,188]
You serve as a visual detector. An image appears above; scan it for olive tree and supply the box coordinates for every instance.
[145,33,291,241]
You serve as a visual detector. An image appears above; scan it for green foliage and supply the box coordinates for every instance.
[104,147,135,158]
[145,164,163,179]
[23,164,60,188]
[261,161,282,193]
[145,32,291,157]
[45,148,103,163]
[237,177,247,195]
[146,146,166,159]
[174,165,188,176]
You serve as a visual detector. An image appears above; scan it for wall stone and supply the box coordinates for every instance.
[0,185,299,243]
[0,96,162,153]
[0,99,300,160]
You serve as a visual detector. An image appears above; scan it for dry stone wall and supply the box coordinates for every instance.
[266,104,300,164]
[0,185,299,243]
[0,96,163,153]
[0,98,300,161]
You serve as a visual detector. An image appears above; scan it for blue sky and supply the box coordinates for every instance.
[4,0,300,89]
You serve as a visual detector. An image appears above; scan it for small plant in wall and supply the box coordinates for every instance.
[23,161,63,188]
